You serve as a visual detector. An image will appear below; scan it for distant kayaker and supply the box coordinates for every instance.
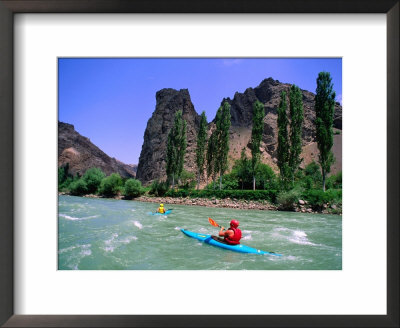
[157,204,166,214]
[218,220,242,245]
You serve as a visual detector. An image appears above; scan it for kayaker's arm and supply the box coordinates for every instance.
[219,227,234,238]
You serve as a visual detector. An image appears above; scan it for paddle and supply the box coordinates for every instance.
[208,217,223,229]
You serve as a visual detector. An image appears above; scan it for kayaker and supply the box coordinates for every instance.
[218,220,242,245]
[157,204,166,214]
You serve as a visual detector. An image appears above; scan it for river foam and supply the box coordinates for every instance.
[59,213,99,221]
[58,243,92,269]
[104,233,119,252]
[272,227,316,246]
[132,221,143,229]
[241,234,252,241]
[104,233,137,252]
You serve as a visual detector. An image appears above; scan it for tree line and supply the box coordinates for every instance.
[165,71,337,194]
[165,101,232,191]
[58,164,144,199]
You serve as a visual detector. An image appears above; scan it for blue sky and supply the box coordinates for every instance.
[58,58,342,164]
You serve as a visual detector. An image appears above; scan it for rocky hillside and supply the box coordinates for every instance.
[58,122,136,178]
[136,78,342,185]
[222,77,342,130]
[222,77,342,171]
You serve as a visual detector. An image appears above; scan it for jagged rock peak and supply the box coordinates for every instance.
[156,88,190,100]
[259,77,281,86]
[136,88,201,184]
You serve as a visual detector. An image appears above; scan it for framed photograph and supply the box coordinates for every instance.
[57,56,343,271]
[1,0,398,327]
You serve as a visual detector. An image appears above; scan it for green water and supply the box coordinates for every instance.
[58,195,342,270]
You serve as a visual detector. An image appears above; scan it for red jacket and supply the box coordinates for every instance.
[224,227,242,245]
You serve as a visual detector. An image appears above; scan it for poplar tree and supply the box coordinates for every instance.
[166,110,187,188]
[277,91,290,189]
[250,100,265,190]
[315,72,336,192]
[206,130,217,189]
[195,111,208,190]
[166,130,176,187]
[288,84,304,185]
[237,147,251,190]
[177,121,187,186]
[214,102,231,190]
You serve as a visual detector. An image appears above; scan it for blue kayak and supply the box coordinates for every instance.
[149,209,172,215]
[181,229,281,256]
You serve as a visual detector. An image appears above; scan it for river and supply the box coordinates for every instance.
[58,195,342,270]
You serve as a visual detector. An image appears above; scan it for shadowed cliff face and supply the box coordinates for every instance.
[58,122,136,178]
[135,89,201,183]
[138,78,343,185]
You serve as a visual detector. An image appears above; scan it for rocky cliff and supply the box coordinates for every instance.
[222,77,341,142]
[58,122,136,178]
[136,89,201,182]
[136,78,342,185]
[222,77,342,167]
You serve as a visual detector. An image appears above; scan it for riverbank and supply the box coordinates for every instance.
[135,196,341,215]
[59,192,341,215]
[136,195,278,211]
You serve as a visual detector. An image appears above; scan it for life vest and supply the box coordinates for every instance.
[158,207,165,213]
[224,227,242,245]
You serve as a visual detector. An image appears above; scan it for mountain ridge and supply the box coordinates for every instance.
[58,121,137,178]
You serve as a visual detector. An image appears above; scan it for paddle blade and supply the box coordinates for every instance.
[208,217,220,228]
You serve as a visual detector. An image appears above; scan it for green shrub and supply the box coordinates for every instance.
[302,176,314,190]
[205,180,218,190]
[230,150,252,189]
[222,173,239,190]
[123,179,143,198]
[229,159,277,191]
[58,163,74,191]
[178,170,196,190]
[277,188,301,211]
[303,189,342,210]
[165,189,190,198]
[142,186,151,193]
[294,169,304,180]
[205,164,277,192]
[149,180,169,197]
[58,167,66,186]
[165,189,277,202]
[335,171,342,188]
[69,178,88,196]
[300,161,322,190]
[326,171,342,190]
[59,177,73,192]
[82,167,105,194]
[304,161,322,178]
[256,164,278,190]
[99,173,123,197]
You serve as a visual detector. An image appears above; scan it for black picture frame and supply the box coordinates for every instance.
[0,0,398,327]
